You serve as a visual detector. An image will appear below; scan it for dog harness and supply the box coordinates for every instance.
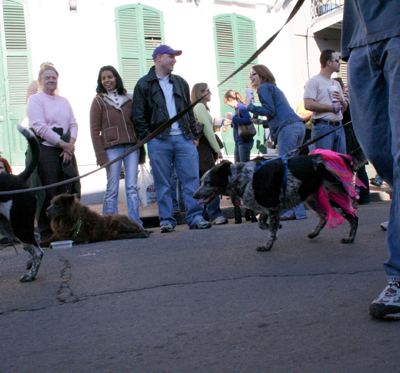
[254,155,288,195]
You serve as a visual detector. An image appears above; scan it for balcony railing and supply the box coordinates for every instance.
[311,0,343,18]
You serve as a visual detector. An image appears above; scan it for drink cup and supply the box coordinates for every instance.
[245,88,254,101]
[328,86,339,102]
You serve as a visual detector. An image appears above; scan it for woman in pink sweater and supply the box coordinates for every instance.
[26,65,78,241]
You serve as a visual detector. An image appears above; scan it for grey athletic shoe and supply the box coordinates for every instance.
[213,216,228,225]
[160,223,174,233]
[190,219,212,230]
[369,282,400,319]
[380,221,388,231]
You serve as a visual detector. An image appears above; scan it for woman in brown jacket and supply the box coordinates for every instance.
[90,65,143,227]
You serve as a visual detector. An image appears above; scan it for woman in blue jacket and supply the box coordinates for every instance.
[224,90,258,223]
[247,64,307,221]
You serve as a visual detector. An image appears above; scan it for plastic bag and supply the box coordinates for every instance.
[137,165,157,208]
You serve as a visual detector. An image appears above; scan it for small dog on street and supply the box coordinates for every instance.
[194,149,367,252]
[40,194,150,247]
[0,125,43,282]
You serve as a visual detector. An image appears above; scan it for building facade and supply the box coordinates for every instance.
[0,0,345,168]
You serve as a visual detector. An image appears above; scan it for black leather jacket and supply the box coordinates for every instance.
[131,66,198,140]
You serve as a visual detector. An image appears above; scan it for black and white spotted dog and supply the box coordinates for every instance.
[194,149,366,252]
[0,125,43,282]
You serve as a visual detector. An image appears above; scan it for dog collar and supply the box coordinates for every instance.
[71,218,82,238]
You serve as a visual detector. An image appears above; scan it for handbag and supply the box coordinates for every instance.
[237,108,257,141]
[137,165,157,208]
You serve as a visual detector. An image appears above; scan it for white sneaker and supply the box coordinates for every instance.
[160,223,174,233]
[213,216,228,225]
[369,282,400,319]
[380,221,388,230]
[190,219,212,230]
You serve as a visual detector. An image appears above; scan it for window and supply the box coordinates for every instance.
[115,4,164,93]
[214,14,258,116]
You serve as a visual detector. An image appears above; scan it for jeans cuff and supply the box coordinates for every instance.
[386,276,400,283]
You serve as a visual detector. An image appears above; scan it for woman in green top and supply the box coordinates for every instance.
[191,83,228,225]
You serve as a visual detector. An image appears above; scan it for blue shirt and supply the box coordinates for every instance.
[342,0,400,60]
[247,83,302,142]
[232,101,254,145]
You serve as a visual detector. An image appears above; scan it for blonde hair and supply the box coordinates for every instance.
[38,65,59,82]
[223,90,246,105]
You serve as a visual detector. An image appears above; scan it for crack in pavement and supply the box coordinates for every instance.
[56,257,78,304]
[0,268,382,316]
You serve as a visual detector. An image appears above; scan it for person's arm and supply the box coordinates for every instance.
[304,98,345,114]
[247,84,275,118]
[90,97,109,166]
[232,104,253,125]
[194,104,220,153]
[132,81,151,140]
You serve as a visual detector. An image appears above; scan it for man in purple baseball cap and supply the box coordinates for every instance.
[131,44,212,233]
[152,45,182,59]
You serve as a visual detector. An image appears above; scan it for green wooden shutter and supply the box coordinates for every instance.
[0,0,32,165]
[214,14,261,155]
[115,4,164,93]
[214,14,258,116]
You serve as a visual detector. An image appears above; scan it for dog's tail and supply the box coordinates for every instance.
[349,146,368,172]
[17,125,40,181]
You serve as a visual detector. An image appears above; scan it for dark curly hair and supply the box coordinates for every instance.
[96,65,126,95]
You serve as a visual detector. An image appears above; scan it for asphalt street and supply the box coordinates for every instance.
[0,200,398,373]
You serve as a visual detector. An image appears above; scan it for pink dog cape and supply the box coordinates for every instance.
[310,149,364,229]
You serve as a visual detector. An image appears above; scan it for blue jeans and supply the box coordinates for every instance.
[170,167,185,211]
[147,135,204,228]
[103,144,142,227]
[348,37,400,281]
[234,141,253,163]
[278,122,308,219]
[311,122,346,154]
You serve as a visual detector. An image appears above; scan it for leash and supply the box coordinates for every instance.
[1,0,306,196]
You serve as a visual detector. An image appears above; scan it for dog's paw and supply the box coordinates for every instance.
[258,223,269,230]
[340,238,354,244]
[20,274,35,282]
[308,232,318,239]
[256,245,272,252]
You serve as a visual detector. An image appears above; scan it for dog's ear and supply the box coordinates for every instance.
[65,194,76,204]
[217,161,232,176]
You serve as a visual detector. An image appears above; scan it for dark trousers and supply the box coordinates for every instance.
[37,145,72,235]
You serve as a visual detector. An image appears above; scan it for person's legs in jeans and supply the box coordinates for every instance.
[279,123,308,219]
[37,145,67,237]
[238,141,253,163]
[312,123,335,150]
[147,137,175,227]
[172,135,204,227]
[122,144,143,227]
[349,38,400,282]
[356,165,370,204]
[103,146,123,215]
